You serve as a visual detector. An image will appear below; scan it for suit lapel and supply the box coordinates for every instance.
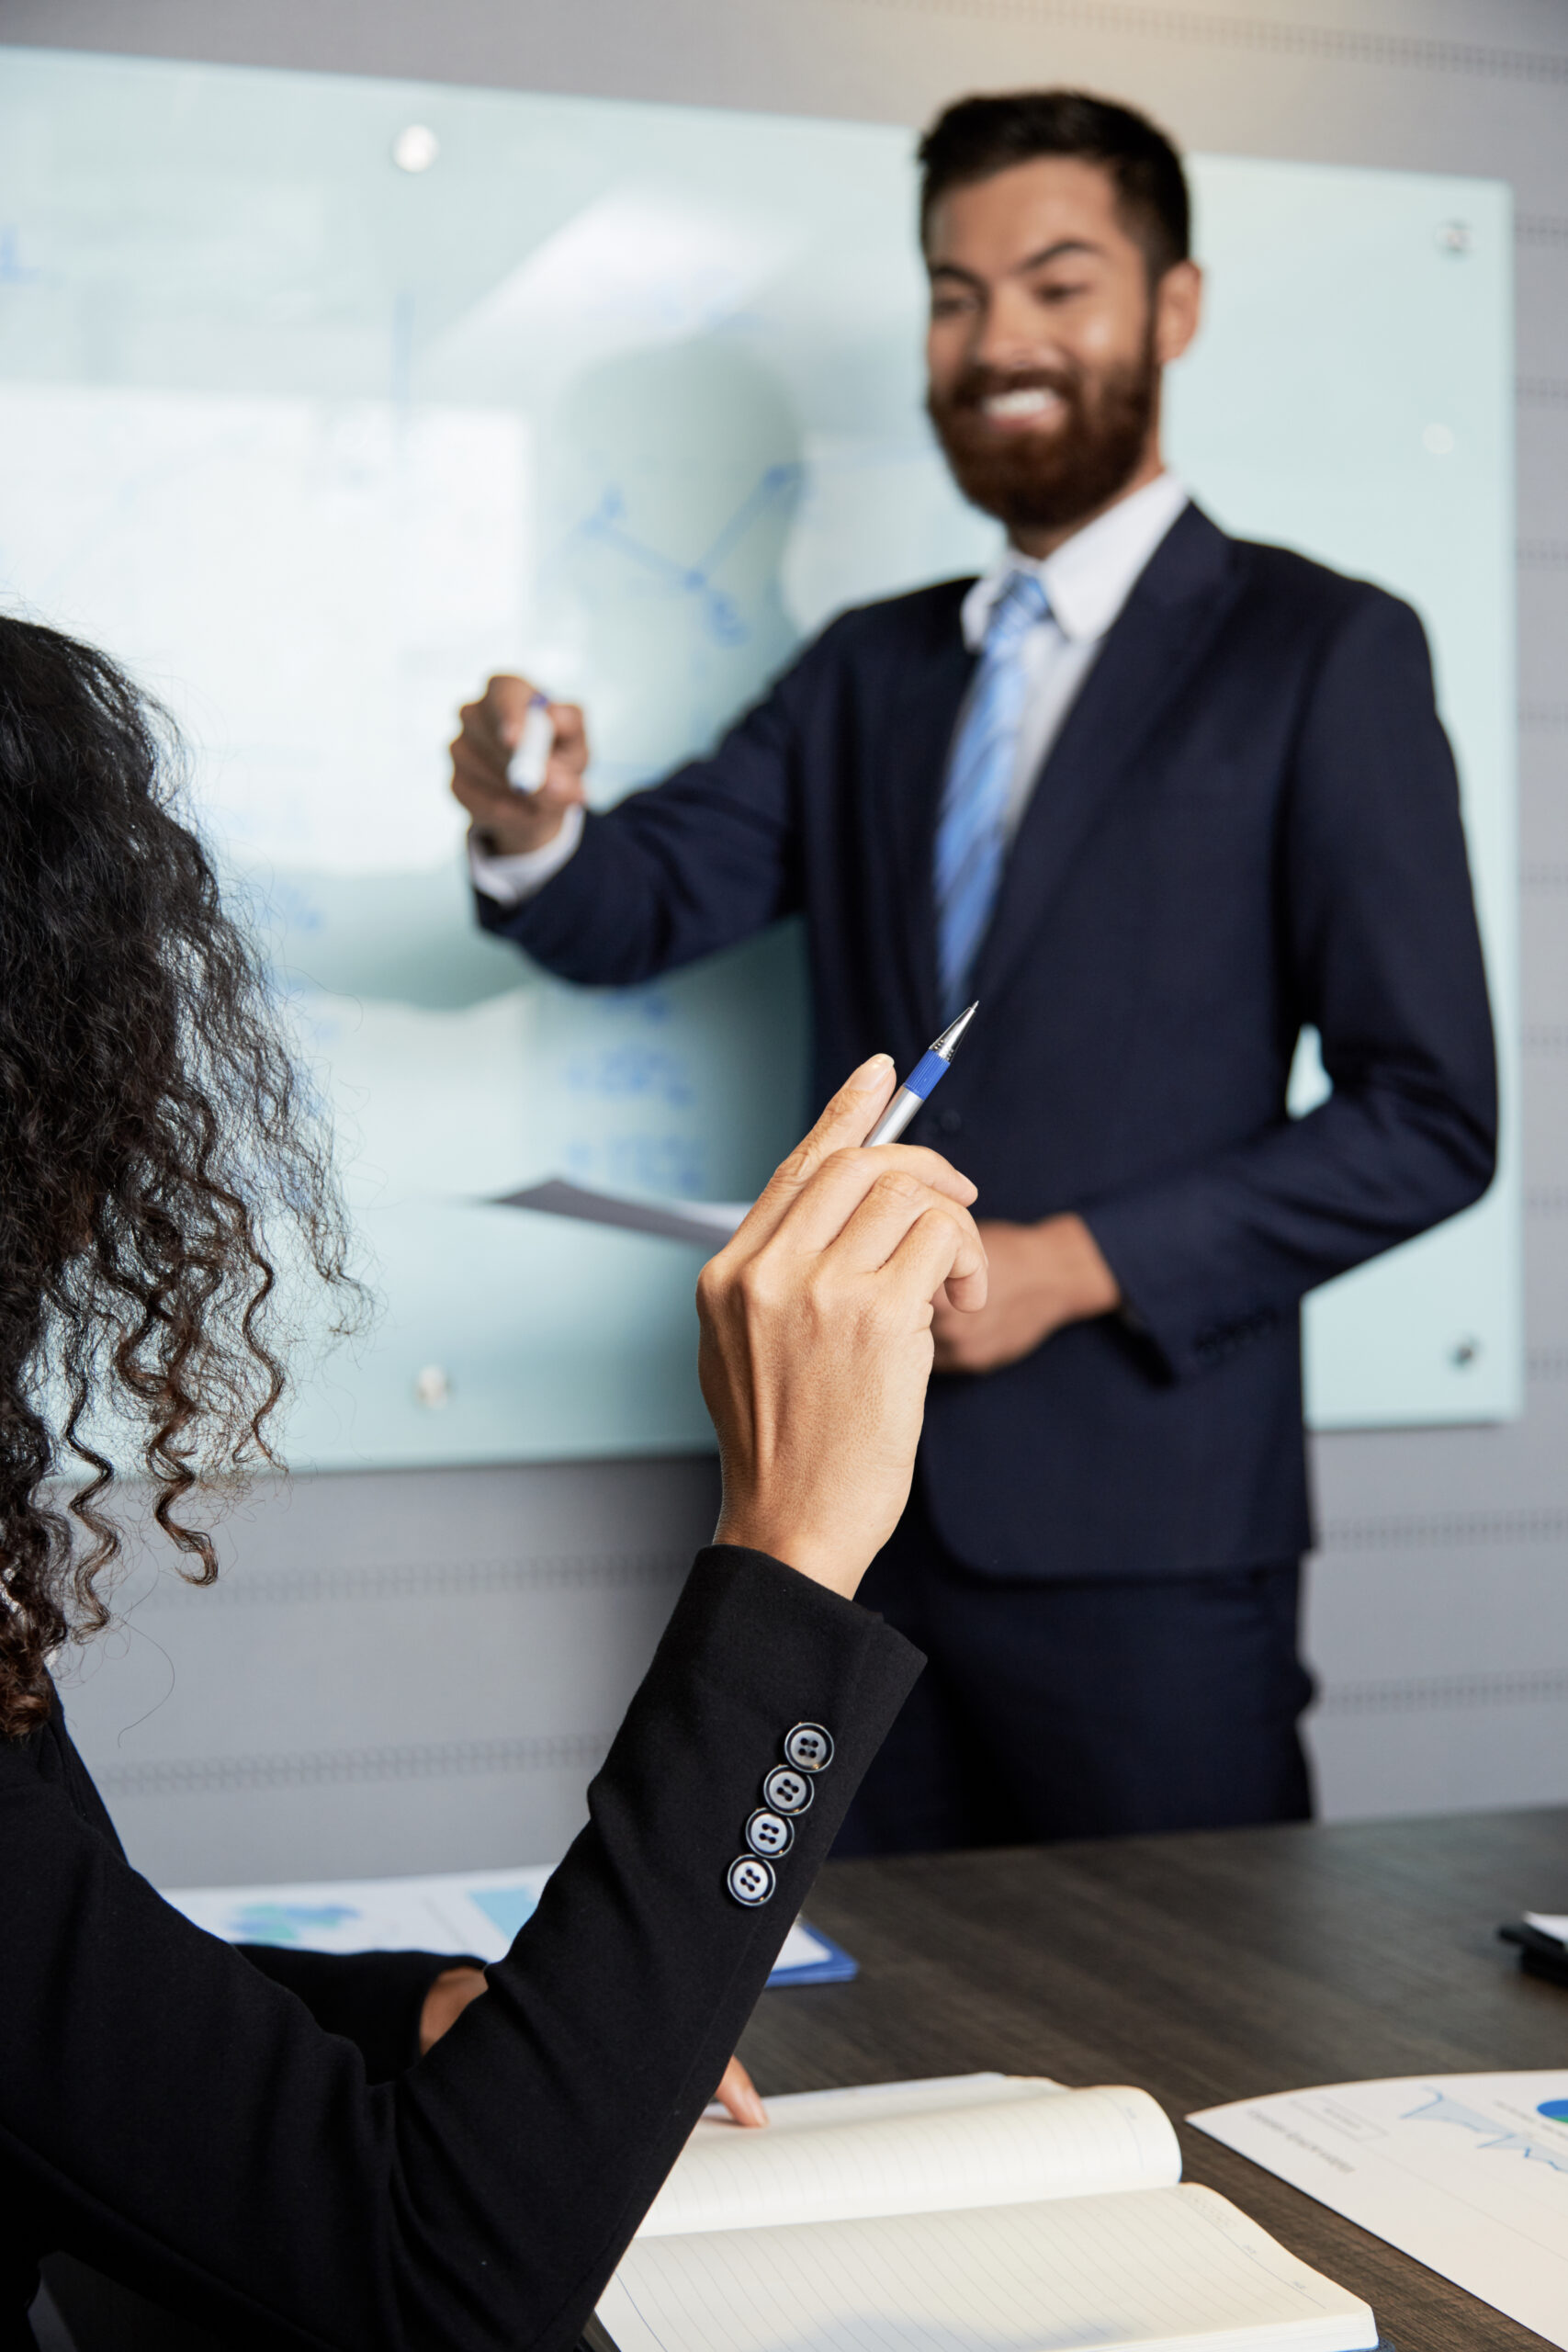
[877,586,975,1038]
[972,504,1245,1012]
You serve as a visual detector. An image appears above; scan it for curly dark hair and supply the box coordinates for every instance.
[0,616,362,1738]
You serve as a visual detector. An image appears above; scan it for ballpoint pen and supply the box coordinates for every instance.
[862,1003,979,1147]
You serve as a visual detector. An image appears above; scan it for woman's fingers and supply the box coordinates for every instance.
[733,1055,897,1249]
[715,2055,768,2128]
[825,1166,987,1306]
[883,1199,989,1316]
[696,1054,985,1599]
[773,1147,980,1267]
[733,1061,977,1267]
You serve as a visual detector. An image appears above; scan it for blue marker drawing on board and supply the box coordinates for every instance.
[573,463,803,647]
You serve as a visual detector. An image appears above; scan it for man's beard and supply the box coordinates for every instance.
[927,331,1158,537]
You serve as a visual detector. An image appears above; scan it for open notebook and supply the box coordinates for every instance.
[587,2075,1379,2352]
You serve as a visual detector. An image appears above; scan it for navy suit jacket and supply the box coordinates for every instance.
[482,504,1497,1580]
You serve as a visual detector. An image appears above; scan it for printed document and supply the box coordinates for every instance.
[1192,2069,1568,2348]
[164,1862,846,1984]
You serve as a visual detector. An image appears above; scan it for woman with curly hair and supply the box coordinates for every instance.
[0,617,986,2351]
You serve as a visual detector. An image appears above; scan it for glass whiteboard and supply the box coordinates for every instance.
[0,50,1518,1463]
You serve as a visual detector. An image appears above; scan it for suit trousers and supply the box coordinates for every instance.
[834,1478,1314,1856]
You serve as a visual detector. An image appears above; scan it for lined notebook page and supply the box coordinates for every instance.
[598,2183,1379,2352]
[639,2080,1179,2238]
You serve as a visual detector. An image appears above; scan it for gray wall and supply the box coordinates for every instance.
[8,0,1568,1883]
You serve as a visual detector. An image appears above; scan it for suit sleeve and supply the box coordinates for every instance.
[235,1946,472,2084]
[476,627,841,985]
[1084,592,1498,1381]
[2,1547,920,2351]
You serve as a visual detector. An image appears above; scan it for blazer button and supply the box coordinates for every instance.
[762,1764,814,1815]
[727,1855,776,1906]
[784,1722,834,1772]
[746,1807,795,1859]
[937,1107,963,1136]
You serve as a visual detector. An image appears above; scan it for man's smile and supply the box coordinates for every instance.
[977,384,1067,428]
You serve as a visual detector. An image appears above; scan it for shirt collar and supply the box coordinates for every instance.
[961,471,1190,651]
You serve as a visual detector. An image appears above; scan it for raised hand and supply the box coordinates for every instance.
[698,1056,987,1600]
[449,673,590,856]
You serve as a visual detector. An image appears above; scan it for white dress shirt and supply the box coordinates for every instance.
[468,470,1190,908]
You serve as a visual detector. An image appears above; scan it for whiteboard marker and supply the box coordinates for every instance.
[506,694,556,795]
[862,1002,978,1147]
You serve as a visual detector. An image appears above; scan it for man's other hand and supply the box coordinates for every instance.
[931,1214,1119,1374]
[450,673,590,856]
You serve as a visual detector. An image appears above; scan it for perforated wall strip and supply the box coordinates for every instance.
[1322,1509,1568,1550]
[1319,1668,1568,1714]
[813,0,1568,86]
[95,1732,611,1800]
[1518,379,1568,405]
[133,1551,690,1611]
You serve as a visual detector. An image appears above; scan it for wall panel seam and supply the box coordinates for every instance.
[125,1552,690,1610]
[1319,1668,1568,1713]
[1322,1509,1568,1547]
[813,0,1568,85]
[94,1733,611,1798]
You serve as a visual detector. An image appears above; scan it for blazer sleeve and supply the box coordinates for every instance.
[475,624,846,986]
[235,1946,473,2085]
[2,1546,921,2352]
[1083,590,1498,1381]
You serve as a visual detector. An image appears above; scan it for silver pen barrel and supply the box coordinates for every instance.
[863,1087,923,1148]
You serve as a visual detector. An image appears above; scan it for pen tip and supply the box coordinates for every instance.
[933,1001,979,1058]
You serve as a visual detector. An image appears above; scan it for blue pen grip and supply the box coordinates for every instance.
[902,1048,951,1102]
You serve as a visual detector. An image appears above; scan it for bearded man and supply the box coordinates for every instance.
[450,92,1496,1851]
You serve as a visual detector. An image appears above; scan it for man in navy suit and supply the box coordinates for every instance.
[450,92,1496,1852]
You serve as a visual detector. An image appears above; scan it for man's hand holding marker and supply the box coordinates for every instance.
[451,673,587,856]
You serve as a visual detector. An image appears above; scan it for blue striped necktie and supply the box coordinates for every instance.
[933,569,1051,1020]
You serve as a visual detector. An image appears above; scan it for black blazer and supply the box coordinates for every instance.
[3,1549,919,2350]
[483,505,1498,1579]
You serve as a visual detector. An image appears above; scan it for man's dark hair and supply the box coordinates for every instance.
[918,90,1190,281]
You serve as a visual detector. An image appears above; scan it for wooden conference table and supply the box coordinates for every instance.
[737,1807,1568,2352]
[41,1807,1568,2349]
